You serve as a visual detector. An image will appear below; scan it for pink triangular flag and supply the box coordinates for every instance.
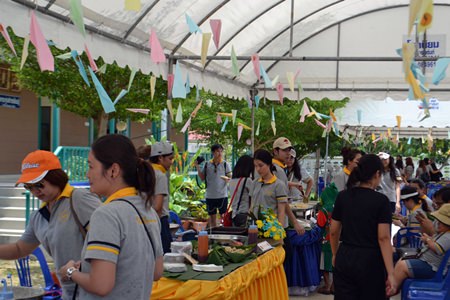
[326,120,332,132]
[126,108,150,114]
[299,100,311,123]
[0,24,17,56]
[294,68,301,81]
[84,44,98,72]
[314,118,327,129]
[167,74,174,98]
[209,19,222,49]
[149,29,166,64]
[216,114,222,124]
[251,54,260,80]
[29,12,54,71]
[276,83,284,105]
[181,116,192,133]
[237,125,243,141]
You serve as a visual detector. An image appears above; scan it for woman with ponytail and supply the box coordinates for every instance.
[330,154,396,299]
[332,147,362,192]
[59,134,163,299]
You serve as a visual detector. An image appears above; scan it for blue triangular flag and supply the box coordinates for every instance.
[113,89,128,105]
[185,14,202,34]
[221,116,229,132]
[333,122,340,136]
[185,73,191,94]
[357,109,362,124]
[432,58,450,85]
[260,64,272,88]
[71,50,90,86]
[196,85,200,101]
[408,87,415,100]
[407,136,412,144]
[88,66,115,113]
[255,95,260,109]
[172,62,186,99]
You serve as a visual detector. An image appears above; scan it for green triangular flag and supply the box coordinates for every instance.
[69,0,86,37]
[231,46,239,77]
[256,121,260,136]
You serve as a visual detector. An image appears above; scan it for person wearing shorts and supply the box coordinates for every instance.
[195,144,231,228]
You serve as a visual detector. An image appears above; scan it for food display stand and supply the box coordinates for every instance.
[151,246,288,300]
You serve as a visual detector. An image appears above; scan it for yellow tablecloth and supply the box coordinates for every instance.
[151,246,288,300]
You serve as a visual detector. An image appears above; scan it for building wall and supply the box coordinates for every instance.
[60,110,89,147]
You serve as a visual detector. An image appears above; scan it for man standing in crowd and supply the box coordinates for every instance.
[195,144,232,228]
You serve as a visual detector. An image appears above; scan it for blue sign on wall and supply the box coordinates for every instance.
[0,94,20,108]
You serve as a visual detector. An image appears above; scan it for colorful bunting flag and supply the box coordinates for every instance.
[408,136,412,144]
[271,75,279,87]
[69,0,86,36]
[97,64,107,74]
[206,99,212,107]
[314,118,327,129]
[255,95,260,109]
[191,100,202,118]
[149,29,166,64]
[175,102,183,123]
[127,68,137,91]
[185,14,202,34]
[251,54,260,80]
[185,73,191,94]
[210,19,221,49]
[231,46,239,77]
[432,58,450,85]
[88,66,115,113]
[0,24,17,56]
[221,117,229,132]
[201,33,211,67]
[256,121,260,136]
[216,114,222,124]
[396,115,402,128]
[84,44,98,72]
[181,117,191,133]
[286,72,295,92]
[232,109,237,125]
[30,12,54,72]
[167,74,174,98]
[71,50,90,86]
[299,100,310,123]
[113,89,128,105]
[167,100,174,121]
[417,0,433,33]
[357,109,362,124]
[150,75,156,101]
[172,62,186,99]
[276,83,284,105]
[237,125,243,141]
[271,121,276,136]
[126,108,150,114]
[20,35,30,70]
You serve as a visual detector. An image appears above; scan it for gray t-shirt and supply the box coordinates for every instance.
[420,231,450,272]
[333,171,349,192]
[229,177,253,218]
[80,194,163,300]
[250,176,288,227]
[153,164,169,218]
[378,168,401,203]
[20,186,101,299]
[202,160,232,198]
[287,163,312,200]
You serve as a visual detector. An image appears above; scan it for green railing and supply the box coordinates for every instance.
[24,191,39,227]
[54,146,90,183]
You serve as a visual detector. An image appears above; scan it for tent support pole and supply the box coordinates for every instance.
[289,0,294,57]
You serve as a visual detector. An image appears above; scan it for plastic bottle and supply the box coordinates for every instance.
[0,279,13,300]
[247,224,258,245]
[197,231,209,263]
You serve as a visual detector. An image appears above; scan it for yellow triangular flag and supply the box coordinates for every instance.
[232,109,237,125]
[20,35,30,70]
[387,128,392,137]
[407,70,425,99]
[125,0,141,11]
[237,122,252,131]
[371,133,376,141]
[201,33,212,67]
[271,121,276,136]
[166,100,174,121]
[396,115,402,128]
[402,42,415,78]
[417,0,433,33]
[409,0,422,35]
[286,72,295,92]
[329,109,337,122]
[150,75,156,101]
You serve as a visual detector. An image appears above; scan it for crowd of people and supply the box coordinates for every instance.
[0,134,449,299]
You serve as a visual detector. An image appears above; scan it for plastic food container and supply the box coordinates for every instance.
[171,241,193,255]
[163,253,185,264]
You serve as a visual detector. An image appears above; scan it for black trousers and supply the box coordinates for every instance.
[160,216,172,254]
[334,243,389,300]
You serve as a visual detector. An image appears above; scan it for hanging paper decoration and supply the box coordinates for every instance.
[387,128,392,137]
[322,129,327,138]
[237,125,243,141]
[125,0,141,11]
[201,33,212,67]
[206,99,212,107]
[0,24,17,56]
[221,117,229,132]
[180,117,191,133]
[237,122,252,131]
[396,115,402,128]
[333,122,340,136]
[371,133,376,141]
[191,100,203,118]
[271,106,275,122]
[271,121,276,136]
[326,120,333,133]
[329,109,337,122]
[210,19,221,49]
[185,73,191,94]
[167,74,174,98]
[126,108,150,114]
[231,46,239,77]
[408,136,412,144]
[286,72,295,92]
[260,64,272,88]
[88,67,115,113]
[407,70,425,99]
[357,109,362,124]
[246,96,252,109]
[255,95,260,109]
[408,87,415,100]
[299,100,310,123]
[216,114,222,124]
[256,121,260,136]
[30,12,54,72]
[84,44,98,72]
[185,14,202,34]
[167,100,174,121]
[71,50,90,86]
[232,109,237,125]
[417,0,433,33]
[195,84,200,101]
[127,68,137,91]
[175,102,183,123]
[309,107,320,119]
[69,0,86,36]
[97,64,107,74]
[172,62,187,99]
[408,0,422,34]
[314,118,327,129]
[20,35,30,70]
[432,58,450,85]
[276,83,284,105]
[150,75,156,101]
[149,29,166,63]
[113,89,128,105]
[251,54,261,80]
[271,75,280,87]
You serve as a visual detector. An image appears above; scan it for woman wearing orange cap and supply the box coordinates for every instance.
[0,150,101,299]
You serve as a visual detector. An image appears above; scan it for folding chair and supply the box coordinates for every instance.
[401,249,450,300]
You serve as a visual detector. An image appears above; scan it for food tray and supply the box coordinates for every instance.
[208,234,248,244]
[209,226,248,236]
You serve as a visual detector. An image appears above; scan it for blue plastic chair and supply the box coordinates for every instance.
[168,211,184,233]
[401,249,450,300]
[16,247,54,288]
[396,227,423,249]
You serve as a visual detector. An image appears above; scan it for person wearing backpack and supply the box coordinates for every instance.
[195,144,232,228]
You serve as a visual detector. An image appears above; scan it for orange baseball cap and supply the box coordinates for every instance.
[16,150,62,185]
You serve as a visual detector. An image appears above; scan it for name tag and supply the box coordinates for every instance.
[257,241,273,253]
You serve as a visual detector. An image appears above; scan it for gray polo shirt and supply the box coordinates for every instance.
[20,186,101,299]
[250,176,288,226]
[80,194,163,300]
[153,164,169,218]
[229,177,253,218]
[333,170,349,192]
[202,160,232,199]
[379,168,401,203]
[420,231,450,272]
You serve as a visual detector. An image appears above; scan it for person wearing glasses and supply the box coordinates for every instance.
[195,144,232,228]
[0,150,101,299]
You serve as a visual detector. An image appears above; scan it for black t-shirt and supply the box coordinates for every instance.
[332,187,392,249]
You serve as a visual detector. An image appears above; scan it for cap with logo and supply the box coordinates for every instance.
[273,137,292,150]
[16,150,62,185]
[150,141,173,157]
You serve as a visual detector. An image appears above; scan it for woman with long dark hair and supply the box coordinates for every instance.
[330,154,395,299]
[229,155,254,227]
[332,147,362,192]
[404,157,415,181]
[286,149,313,201]
[378,152,402,213]
[59,134,163,299]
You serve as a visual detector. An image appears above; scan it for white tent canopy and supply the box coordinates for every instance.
[3,0,450,102]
